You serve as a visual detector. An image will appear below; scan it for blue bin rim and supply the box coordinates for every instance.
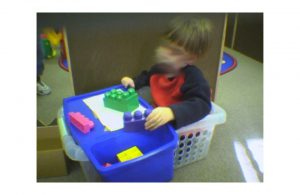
[62,84,179,173]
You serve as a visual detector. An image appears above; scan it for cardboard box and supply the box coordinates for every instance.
[37,125,68,178]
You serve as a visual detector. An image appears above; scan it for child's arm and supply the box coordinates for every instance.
[133,70,151,90]
[168,66,212,129]
[121,71,150,89]
[121,65,161,90]
[145,65,211,130]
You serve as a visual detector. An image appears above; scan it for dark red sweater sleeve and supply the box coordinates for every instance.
[169,65,212,129]
[133,70,150,90]
[133,64,162,90]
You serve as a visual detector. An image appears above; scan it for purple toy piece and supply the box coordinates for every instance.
[123,112,133,121]
[123,109,152,131]
[134,110,143,120]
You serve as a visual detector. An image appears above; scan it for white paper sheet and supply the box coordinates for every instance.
[83,93,146,131]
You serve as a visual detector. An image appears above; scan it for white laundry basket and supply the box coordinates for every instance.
[57,108,102,182]
[174,102,226,169]
[58,102,226,179]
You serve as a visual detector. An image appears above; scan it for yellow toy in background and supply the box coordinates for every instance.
[42,27,62,48]
[117,146,143,162]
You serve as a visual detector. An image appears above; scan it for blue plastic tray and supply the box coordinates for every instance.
[63,85,178,182]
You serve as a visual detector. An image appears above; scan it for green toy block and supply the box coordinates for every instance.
[103,88,139,112]
[40,35,54,59]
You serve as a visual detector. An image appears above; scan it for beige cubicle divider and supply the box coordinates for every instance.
[60,13,226,100]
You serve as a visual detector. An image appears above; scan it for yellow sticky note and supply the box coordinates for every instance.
[117,146,143,162]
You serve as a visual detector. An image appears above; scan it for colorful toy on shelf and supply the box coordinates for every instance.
[42,27,62,47]
[123,109,152,131]
[103,88,139,112]
[68,112,94,134]
[117,146,143,162]
[40,34,55,59]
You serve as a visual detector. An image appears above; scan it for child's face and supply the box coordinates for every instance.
[155,42,197,74]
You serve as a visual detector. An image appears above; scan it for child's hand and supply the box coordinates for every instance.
[145,107,175,130]
[121,76,135,88]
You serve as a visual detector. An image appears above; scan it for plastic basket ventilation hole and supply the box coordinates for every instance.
[180,135,185,141]
[186,147,191,153]
[179,142,185,148]
[178,150,183,155]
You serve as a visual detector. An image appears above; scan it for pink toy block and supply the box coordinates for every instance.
[68,112,94,134]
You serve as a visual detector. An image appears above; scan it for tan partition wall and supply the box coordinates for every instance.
[39,13,226,100]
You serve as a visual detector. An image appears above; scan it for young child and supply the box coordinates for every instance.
[121,17,212,130]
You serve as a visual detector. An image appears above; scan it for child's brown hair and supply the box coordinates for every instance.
[162,16,212,57]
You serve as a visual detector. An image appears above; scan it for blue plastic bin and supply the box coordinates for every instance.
[63,85,178,182]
